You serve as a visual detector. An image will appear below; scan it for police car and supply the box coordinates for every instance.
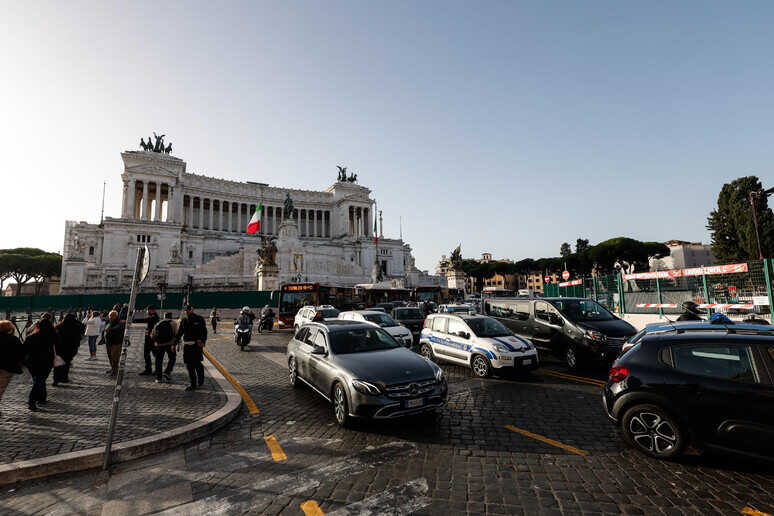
[419,314,538,377]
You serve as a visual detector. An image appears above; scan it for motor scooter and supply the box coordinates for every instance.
[234,322,252,351]
[257,310,274,334]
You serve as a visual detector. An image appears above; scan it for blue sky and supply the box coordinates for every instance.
[2,1,773,271]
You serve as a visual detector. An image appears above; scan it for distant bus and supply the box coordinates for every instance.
[277,283,357,329]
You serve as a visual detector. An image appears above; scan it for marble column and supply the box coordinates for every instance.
[198,197,203,228]
[121,179,128,218]
[155,182,162,221]
[237,202,242,233]
[129,180,137,219]
[208,198,214,230]
[141,182,149,220]
[188,196,194,227]
[166,186,173,222]
[227,202,233,232]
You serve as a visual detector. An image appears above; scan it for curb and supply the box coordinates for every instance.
[0,355,243,485]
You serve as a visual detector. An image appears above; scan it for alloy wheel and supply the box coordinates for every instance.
[565,345,577,369]
[472,355,489,377]
[629,411,677,455]
[334,385,347,425]
[288,358,297,387]
[421,344,434,362]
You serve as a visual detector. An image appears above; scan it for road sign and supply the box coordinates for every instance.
[544,275,551,283]
[139,245,150,284]
[562,270,570,281]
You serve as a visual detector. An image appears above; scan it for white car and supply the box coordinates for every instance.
[419,314,538,378]
[293,305,340,331]
[338,310,414,347]
[437,304,475,315]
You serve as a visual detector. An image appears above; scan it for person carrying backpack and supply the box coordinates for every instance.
[151,312,178,383]
[176,304,207,391]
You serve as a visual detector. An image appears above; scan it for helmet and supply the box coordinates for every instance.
[682,301,700,313]
[242,306,250,313]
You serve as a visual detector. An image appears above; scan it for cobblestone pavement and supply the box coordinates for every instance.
[1,329,774,515]
[0,326,226,464]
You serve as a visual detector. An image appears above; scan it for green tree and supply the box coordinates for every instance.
[559,242,572,257]
[707,176,774,262]
[0,248,63,296]
[575,238,590,254]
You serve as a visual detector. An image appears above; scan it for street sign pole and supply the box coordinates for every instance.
[103,246,149,470]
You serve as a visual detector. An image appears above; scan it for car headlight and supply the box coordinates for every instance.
[494,344,509,353]
[434,368,445,383]
[585,330,606,341]
[352,379,382,395]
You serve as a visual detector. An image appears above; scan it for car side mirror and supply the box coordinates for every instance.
[311,345,326,355]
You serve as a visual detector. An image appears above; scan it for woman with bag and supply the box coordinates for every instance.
[53,313,85,386]
[24,316,57,411]
[0,320,24,413]
[84,311,103,360]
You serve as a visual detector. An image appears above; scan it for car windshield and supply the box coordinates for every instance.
[329,327,401,354]
[318,308,340,318]
[550,299,615,322]
[363,313,398,327]
[395,308,424,319]
[445,306,470,313]
[465,317,512,338]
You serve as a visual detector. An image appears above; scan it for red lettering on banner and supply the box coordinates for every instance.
[558,278,583,287]
[622,263,748,281]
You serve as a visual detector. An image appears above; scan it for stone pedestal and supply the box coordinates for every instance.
[446,270,467,291]
[256,264,280,291]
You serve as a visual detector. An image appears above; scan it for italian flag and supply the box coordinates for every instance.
[247,203,262,234]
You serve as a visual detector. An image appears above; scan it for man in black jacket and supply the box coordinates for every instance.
[677,301,704,321]
[136,306,160,376]
[176,304,207,391]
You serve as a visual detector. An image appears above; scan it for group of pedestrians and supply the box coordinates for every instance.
[0,303,210,413]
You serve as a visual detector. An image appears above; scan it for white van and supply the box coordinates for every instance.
[419,314,538,378]
[338,310,414,347]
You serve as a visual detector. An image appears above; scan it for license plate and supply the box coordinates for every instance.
[523,359,533,365]
[406,398,423,408]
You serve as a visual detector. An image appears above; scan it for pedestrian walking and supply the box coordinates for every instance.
[84,311,103,360]
[210,308,218,334]
[53,313,85,386]
[103,310,125,377]
[136,305,160,376]
[151,312,178,383]
[0,320,24,413]
[176,304,207,391]
[23,316,57,411]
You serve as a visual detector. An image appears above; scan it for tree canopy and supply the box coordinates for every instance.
[707,176,774,262]
[0,248,62,295]
[559,243,572,257]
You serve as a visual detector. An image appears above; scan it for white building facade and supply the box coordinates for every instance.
[60,148,435,293]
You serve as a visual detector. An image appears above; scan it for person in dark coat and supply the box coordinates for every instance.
[677,301,704,321]
[176,304,207,391]
[53,313,85,385]
[135,306,160,376]
[24,317,57,411]
[103,310,125,377]
[0,320,24,412]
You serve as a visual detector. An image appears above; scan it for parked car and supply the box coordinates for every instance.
[391,306,425,345]
[485,297,636,369]
[419,314,538,378]
[287,321,447,426]
[366,307,386,313]
[603,323,774,460]
[294,305,340,331]
[437,304,475,315]
[338,310,414,347]
[374,302,395,312]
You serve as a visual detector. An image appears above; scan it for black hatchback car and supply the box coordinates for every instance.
[603,322,774,460]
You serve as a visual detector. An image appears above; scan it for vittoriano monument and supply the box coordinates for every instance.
[139,132,173,154]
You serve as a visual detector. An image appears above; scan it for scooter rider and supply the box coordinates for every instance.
[258,304,275,333]
[677,301,704,321]
[234,307,253,347]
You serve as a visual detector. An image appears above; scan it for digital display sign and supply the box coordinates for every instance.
[283,284,315,292]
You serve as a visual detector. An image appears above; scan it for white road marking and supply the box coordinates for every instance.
[327,478,430,516]
[156,441,419,515]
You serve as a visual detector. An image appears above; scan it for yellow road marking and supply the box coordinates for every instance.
[264,435,287,462]
[505,425,589,456]
[203,349,260,415]
[539,368,606,387]
[742,508,772,516]
[301,500,325,516]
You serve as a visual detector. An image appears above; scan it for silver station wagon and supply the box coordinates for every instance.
[287,320,448,427]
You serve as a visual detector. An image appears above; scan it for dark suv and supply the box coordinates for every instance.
[485,297,636,369]
[603,322,774,460]
[391,306,425,344]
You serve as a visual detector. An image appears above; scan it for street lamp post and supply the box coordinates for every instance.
[157,281,168,310]
[750,187,774,260]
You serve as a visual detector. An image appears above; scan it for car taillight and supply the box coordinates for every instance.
[609,366,628,383]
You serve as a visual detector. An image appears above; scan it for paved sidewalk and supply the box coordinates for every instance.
[0,326,227,466]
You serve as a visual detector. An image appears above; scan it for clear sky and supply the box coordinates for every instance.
[2,1,773,271]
